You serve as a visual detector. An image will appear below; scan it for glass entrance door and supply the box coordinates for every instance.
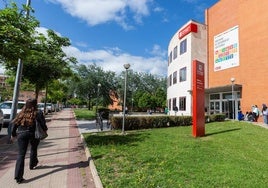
[222,100,235,119]
[210,101,220,115]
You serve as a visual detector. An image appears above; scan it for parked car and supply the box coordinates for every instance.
[37,103,48,115]
[0,101,26,126]
[0,109,4,132]
[46,103,55,113]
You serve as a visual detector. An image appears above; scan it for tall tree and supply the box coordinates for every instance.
[0,2,39,63]
[73,64,117,109]
[11,29,76,99]
[1,2,76,100]
[117,70,167,110]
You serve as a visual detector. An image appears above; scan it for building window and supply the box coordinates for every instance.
[179,97,186,111]
[179,67,187,82]
[169,74,172,87]
[223,92,232,100]
[210,94,220,100]
[173,46,178,60]
[180,39,187,55]
[173,71,177,84]
[169,51,172,64]
[172,98,177,110]
[168,99,172,111]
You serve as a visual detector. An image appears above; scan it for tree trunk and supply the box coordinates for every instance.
[35,86,39,100]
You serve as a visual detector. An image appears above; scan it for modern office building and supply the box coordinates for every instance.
[167,20,207,116]
[167,0,268,119]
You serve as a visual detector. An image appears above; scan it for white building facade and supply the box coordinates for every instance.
[167,20,207,116]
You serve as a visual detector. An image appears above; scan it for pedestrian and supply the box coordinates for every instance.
[11,98,48,184]
[237,111,244,121]
[252,105,260,122]
[244,111,249,121]
[247,112,254,122]
[261,104,268,125]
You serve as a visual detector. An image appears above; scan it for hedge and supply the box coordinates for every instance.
[110,114,226,130]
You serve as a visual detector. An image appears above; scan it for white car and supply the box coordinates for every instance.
[0,109,4,132]
[0,101,25,125]
[46,103,55,113]
[38,103,49,115]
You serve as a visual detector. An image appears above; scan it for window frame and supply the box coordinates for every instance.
[173,71,177,84]
[180,39,187,55]
[173,46,178,60]
[179,67,187,82]
[179,97,186,111]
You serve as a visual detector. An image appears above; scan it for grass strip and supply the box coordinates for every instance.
[84,121,268,188]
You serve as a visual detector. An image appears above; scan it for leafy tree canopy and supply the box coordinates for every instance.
[0,2,39,63]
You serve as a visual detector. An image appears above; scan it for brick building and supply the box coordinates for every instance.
[167,0,268,119]
[205,0,268,118]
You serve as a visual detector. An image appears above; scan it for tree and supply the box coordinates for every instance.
[73,64,117,109]
[69,64,167,111]
[45,80,69,103]
[4,29,76,100]
[0,2,39,63]
[0,3,75,101]
[154,88,167,108]
[117,70,167,111]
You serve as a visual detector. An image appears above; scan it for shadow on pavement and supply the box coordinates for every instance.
[22,161,89,183]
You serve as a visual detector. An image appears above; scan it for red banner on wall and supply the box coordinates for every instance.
[178,23,198,39]
[192,60,205,137]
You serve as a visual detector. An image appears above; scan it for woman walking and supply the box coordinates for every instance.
[11,99,47,184]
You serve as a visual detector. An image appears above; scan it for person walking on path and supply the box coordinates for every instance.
[252,105,260,122]
[11,98,47,184]
[261,104,268,125]
[0,108,97,187]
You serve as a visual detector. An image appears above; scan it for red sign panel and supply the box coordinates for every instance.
[178,23,198,39]
[192,60,205,137]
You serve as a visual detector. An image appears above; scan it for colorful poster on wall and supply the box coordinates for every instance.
[214,25,239,71]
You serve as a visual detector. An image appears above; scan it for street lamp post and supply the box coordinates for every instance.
[231,78,235,120]
[96,83,101,114]
[9,0,31,142]
[122,63,130,134]
[131,98,134,112]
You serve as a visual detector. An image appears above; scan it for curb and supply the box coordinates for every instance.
[80,134,103,188]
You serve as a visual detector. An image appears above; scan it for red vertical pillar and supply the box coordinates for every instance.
[192,60,205,137]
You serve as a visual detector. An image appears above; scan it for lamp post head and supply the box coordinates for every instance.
[124,63,130,70]
[230,78,235,83]
[98,83,101,87]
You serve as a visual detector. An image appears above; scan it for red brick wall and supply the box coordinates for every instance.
[206,0,268,112]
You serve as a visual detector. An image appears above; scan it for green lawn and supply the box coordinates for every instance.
[73,108,96,120]
[83,121,268,188]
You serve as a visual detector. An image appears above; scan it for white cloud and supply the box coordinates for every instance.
[35,26,167,77]
[63,45,167,77]
[148,44,167,57]
[47,0,153,29]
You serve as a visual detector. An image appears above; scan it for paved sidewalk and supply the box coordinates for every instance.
[0,108,96,188]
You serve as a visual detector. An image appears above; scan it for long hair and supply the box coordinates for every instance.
[12,99,38,126]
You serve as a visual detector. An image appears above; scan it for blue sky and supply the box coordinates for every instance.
[1,0,218,76]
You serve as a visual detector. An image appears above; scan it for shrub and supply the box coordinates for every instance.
[110,114,226,131]
[208,114,226,122]
[169,116,192,126]
[110,115,191,130]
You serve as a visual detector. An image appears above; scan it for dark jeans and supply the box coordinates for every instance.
[15,131,40,180]
[252,112,259,122]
